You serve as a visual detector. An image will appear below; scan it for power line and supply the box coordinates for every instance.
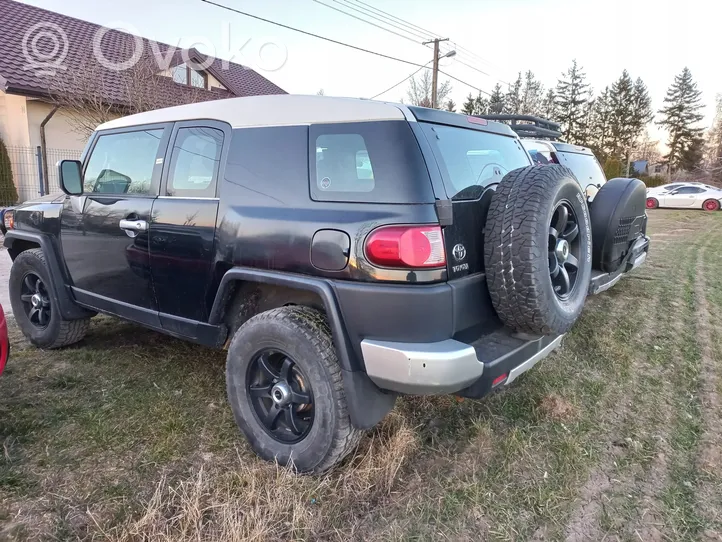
[201,0,430,67]
[349,0,511,86]
[331,0,433,42]
[369,62,431,99]
[200,0,490,96]
[311,0,422,46]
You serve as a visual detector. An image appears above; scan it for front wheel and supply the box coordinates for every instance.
[225,306,362,473]
[703,199,720,212]
[9,249,90,349]
[646,197,659,209]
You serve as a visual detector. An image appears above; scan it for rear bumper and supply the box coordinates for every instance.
[589,234,650,295]
[361,332,563,395]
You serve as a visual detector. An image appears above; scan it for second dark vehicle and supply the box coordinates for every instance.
[2,96,649,472]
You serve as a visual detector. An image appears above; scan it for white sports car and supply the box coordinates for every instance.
[646,184,722,211]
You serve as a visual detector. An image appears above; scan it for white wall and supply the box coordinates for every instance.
[26,100,89,152]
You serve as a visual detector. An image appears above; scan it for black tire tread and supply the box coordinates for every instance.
[484,165,584,335]
[230,306,361,473]
[12,248,90,348]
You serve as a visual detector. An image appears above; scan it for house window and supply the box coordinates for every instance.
[171,63,207,89]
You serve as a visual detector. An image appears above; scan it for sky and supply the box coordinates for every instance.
[20,0,722,143]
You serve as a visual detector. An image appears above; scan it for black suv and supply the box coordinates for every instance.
[2,96,650,472]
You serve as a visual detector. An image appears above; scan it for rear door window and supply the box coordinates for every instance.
[309,121,433,204]
[554,151,607,188]
[420,123,531,200]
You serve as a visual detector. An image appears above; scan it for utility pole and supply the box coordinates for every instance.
[423,38,449,109]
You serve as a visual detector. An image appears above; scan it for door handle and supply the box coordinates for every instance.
[119,219,148,238]
[119,219,148,231]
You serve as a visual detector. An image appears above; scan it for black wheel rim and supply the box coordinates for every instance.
[548,200,581,301]
[20,272,51,329]
[247,350,314,444]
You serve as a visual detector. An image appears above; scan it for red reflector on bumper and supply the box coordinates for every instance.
[492,373,508,387]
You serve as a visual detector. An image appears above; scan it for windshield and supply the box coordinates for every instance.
[420,123,531,200]
[554,151,606,188]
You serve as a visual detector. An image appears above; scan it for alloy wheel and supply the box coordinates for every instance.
[548,200,582,300]
[247,350,314,444]
[20,272,51,328]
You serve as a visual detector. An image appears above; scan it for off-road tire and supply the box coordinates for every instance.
[226,305,362,473]
[9,248,90,348]
[484,165,592,335]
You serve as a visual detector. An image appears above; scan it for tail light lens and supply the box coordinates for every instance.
[365,225,446,269]
[3,210,14,231]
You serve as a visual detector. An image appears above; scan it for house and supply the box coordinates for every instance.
[0,0,286,202]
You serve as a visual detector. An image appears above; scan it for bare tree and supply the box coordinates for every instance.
[47,41,206,138]
[405,70,451,109]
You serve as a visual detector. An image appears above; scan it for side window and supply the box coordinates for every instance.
[676,186,703,194]
[84,129,164,195]
[166,127,224,197]
[315,133,374,193]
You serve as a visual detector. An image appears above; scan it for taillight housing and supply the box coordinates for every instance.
[3,210,14,231]
[365,225,446,269]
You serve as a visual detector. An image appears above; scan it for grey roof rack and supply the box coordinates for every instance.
[476,114,562,140]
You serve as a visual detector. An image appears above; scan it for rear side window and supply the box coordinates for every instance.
[420,123,531,200]
[167,127,224,197]
[555,151,607,188]
[84,129,164,194]
[310,121,433,204]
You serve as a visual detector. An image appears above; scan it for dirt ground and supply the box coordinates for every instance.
[1,210,722,541]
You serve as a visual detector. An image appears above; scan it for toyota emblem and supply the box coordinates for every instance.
[452,243,466,262]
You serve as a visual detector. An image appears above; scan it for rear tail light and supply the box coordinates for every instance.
[365,225,446,269]
[3,210,14,231]
[492,373,508,387]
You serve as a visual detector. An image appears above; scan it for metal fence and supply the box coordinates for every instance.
[4,146,82,204]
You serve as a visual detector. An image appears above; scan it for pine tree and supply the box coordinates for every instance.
[589,87,614,158]
[473,92,489,115]
[630,77,653,143]
[680,136,705,171]
[461,93,476,115]
[488,83,505,114]
[520,71,544,116]
[542,89,557,121]
[445,99,456,113]
[657,67,705,172]
[555,60,590,144]
[0,137,18,206]
[504,73,523,115]
[608,70,635,158]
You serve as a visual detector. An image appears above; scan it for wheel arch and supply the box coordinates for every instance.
[5,231,93,320]
[210,267,397,430]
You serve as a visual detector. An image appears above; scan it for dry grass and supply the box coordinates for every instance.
[106,412,416,542]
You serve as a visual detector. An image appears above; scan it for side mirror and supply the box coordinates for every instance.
[58,160,83,196]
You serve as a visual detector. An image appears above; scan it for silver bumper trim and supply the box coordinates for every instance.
[360,338,482,395]
[506,334,564,384]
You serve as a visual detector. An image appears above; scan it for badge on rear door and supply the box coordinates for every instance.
[452,244,466,262]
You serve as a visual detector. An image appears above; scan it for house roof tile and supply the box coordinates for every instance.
[0,0,286,107]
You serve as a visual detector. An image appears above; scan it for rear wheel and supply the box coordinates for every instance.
[646,197,659,209]
[225,306,361,473]
[484,165,592,335]
[9,249,90,349]
[703,199,720,211]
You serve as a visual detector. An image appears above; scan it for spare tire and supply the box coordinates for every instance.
[484,165,592,335]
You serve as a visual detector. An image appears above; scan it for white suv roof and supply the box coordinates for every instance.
[98,95,408,132]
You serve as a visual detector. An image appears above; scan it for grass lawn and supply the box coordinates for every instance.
[1,210,722,541]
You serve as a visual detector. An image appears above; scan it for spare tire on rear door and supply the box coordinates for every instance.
[484,165,592,335]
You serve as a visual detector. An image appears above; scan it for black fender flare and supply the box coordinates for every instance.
[208,267,397,430]
[3,230,94,320]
